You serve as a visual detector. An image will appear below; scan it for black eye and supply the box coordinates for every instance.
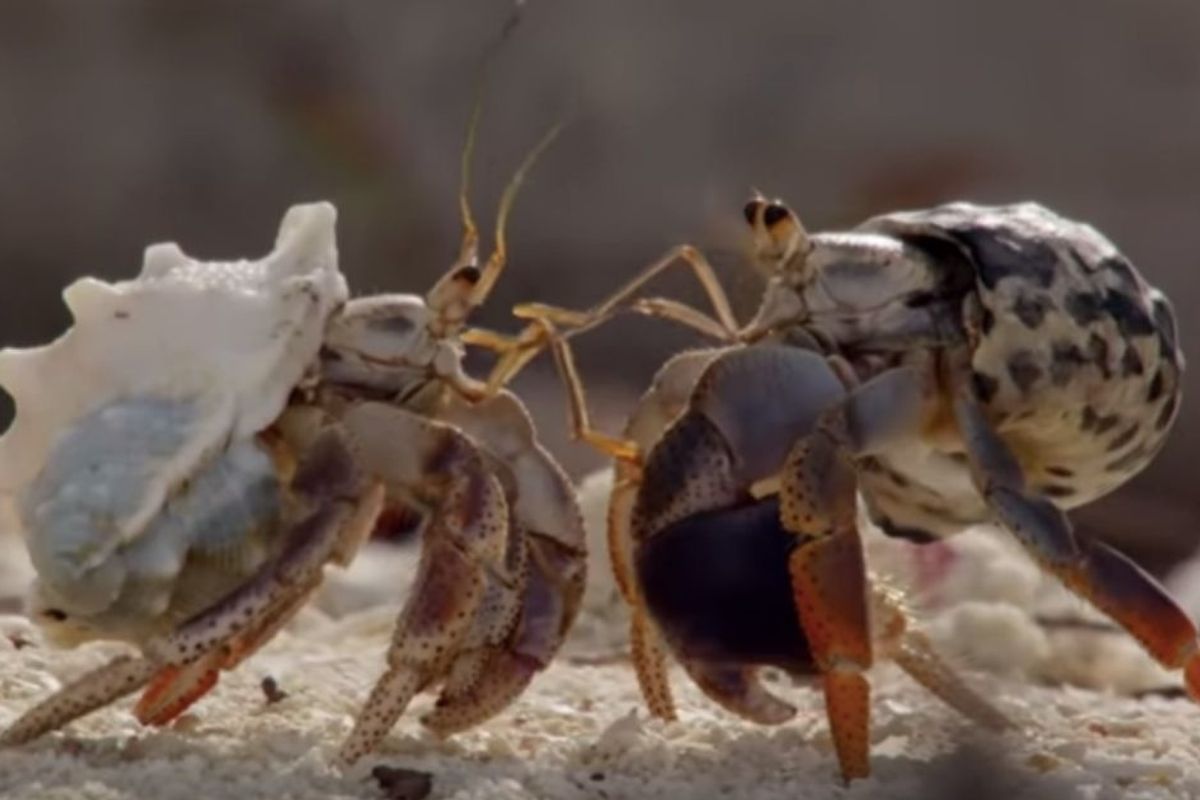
[743,200,762,226]
[42,609,67,622]
[454,265,482,285]
[763,204,789,227]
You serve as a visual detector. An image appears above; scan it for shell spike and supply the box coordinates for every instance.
[0,201,348,502]
[141,243,190,279]
[266,202,338,279]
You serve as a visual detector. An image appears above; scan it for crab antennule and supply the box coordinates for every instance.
[469,120,565,310]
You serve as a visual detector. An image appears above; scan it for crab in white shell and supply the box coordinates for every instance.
[0,128,584,766]
[506,196,1191,781]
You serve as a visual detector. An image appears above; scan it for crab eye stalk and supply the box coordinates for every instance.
[762,203,789,227]
[744,195,811,279]
[424,4,563,335]
[322,295,431,377]
[743,199,762,226]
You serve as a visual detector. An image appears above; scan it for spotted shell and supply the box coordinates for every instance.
[0,203,347,629]
[852,202,1183,540]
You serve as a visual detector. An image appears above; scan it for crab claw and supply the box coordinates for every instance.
[333,407,512,765]
[630,345,947,781]
[0,656,158,746]
[333,397,585,764]
[134,658,221,726]
[638,494,1012,783]
[421,530,584,735]
[950,381,1200,702]
[1,415,385,745]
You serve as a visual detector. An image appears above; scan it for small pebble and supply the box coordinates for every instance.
[261,676,288,705]
[372,765,433,800]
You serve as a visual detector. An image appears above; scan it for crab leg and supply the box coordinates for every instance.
[871,583,1014,732]
[771,366,925,781]
[0,656,158,745]
[135,572,327,725]
[612,463,678,720]
[513,244,739,343]
[481,244,740,393]
[132,423,383,721]
[635,489,1011,778]
[0,421,384,744]
[421,532,578,734]
[529,328,739,720]
[949,368,1200,698]
[420,390,587,735]
[499,318,678,717]
[331,402,519,765]
[635,346,866,773]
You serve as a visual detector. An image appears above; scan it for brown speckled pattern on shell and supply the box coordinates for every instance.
[849,202,1183,538]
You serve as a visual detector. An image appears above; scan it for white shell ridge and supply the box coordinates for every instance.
[0,202,347,564]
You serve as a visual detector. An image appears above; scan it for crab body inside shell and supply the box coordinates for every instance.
[745,201,1183,544]
[0,201,586,768]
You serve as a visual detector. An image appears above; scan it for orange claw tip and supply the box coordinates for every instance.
[823,670,871,784]
[1184,653,1200,703]
[134,665,220,726]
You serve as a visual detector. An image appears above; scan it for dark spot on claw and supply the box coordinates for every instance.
[1044,465,1075,478]
[373,766,433,800]
[1040,484,1075,499]
[261,676,288,705]
[41,609,68,622]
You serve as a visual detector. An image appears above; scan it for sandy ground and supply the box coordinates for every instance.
[1,472,1199,799]
[3,607,1200,800]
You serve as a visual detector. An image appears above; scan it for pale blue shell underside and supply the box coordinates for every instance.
[24,395,282,634]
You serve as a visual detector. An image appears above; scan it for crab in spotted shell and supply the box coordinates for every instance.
[503,197,1190,780]
[0,121,585,767]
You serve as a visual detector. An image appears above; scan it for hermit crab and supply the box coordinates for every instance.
[0,123,585,766]
[504,198,1191,780]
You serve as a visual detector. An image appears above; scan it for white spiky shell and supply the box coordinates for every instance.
[0,203,347,573]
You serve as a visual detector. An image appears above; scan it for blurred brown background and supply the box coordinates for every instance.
[0,0,1197,572]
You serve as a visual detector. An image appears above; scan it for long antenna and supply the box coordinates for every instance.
[470,119,565,306]
[454,1,526,269]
